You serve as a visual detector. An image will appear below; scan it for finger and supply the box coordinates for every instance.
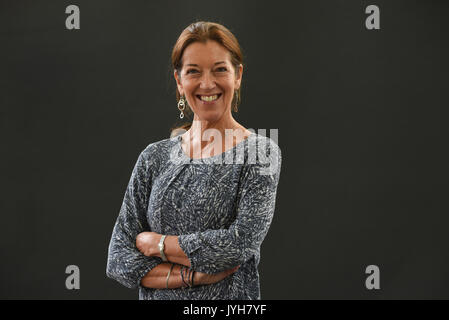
[227,266,240,275]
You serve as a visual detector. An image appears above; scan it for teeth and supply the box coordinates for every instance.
[200,94,218,102]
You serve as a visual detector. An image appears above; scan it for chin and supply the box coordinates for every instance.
[195,110,225,122]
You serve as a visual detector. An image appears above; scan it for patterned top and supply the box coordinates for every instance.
[106,132,282,300]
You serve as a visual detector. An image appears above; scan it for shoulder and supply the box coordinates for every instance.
[249,132,282,164]
[136,135,180,171]
[140,136,177,157]
[244,133,282,179]
[251,133,281,158]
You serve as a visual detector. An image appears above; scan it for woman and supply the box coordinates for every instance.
[106,21,282,300]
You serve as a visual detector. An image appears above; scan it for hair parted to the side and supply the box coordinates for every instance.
[169,21,244,137]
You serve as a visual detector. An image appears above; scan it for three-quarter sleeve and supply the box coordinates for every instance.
[177,140,282,274]
[106,150,162,289]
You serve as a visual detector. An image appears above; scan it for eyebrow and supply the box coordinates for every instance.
[185,61,226,67]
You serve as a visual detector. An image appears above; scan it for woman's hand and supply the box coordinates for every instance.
[136,231,160,257]
[194,265,240,286]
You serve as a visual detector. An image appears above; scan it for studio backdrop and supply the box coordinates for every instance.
[1,0,448,299]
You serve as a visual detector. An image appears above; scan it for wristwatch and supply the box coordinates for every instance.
[158,234,168,262]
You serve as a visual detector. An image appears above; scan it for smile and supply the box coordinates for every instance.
[196,93,222,102]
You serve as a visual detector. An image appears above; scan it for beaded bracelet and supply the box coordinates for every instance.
[180,266,196,288]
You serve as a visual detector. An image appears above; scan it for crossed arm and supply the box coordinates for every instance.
[106,143,281,290]
[136,232,190,267]
[133,232,241,289]
[135,232,192,288]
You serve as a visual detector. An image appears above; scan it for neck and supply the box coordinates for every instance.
[181,113,251,156]
[191,111,246,136]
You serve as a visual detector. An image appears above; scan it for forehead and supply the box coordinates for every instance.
[182,40,232,66]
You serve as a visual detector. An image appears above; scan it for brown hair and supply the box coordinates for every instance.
[169,21,244,136]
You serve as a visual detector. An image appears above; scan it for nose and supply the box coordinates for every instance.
[199,71,216,90]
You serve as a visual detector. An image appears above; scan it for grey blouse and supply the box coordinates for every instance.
[106,132,282,300]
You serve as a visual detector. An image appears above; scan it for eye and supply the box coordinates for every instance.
[186,69,199,74]
[215,67,228,72]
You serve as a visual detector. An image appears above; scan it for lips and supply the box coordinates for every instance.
[196,93,222,102]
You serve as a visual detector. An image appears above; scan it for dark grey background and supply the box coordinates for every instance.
[1,0,448,299]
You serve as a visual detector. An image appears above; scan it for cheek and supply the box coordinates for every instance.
[183,85,197,100]
[182,81,195,92]
[218,76,236,91]
[222,83,236,99]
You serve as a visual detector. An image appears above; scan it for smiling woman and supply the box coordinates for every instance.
[106,21,282,300]
[170,21,244,134]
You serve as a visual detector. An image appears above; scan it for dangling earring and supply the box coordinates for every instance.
[233,90,239,112]
[178,95,186,119]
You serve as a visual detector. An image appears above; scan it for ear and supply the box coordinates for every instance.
[234,64,243,90]
[174,69,184,96]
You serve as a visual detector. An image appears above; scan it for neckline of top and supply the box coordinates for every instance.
[176,132,255,162]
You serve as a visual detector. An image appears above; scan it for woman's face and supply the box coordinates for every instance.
[174,40,243,122]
